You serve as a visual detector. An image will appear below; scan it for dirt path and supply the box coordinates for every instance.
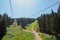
[23,27,42,40]
[31,27,42,40]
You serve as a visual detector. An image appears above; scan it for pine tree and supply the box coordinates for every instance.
[57,4,60,18]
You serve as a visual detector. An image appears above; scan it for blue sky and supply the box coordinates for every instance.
[0,0,60,18]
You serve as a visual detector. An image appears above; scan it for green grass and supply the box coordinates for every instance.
[2,25,35,40]
[39,32,56,40]
[33,20,39,32]
[26,23,33,31]
[26,20,39,31]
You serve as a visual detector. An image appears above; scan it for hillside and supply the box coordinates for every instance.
[2,19,56,40]
[26,20,56,40]
[2,21,35,40]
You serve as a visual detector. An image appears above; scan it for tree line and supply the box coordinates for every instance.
[16,18,35,29]
[37,5,60,40]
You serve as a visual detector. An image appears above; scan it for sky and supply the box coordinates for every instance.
[0,0,60,18]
